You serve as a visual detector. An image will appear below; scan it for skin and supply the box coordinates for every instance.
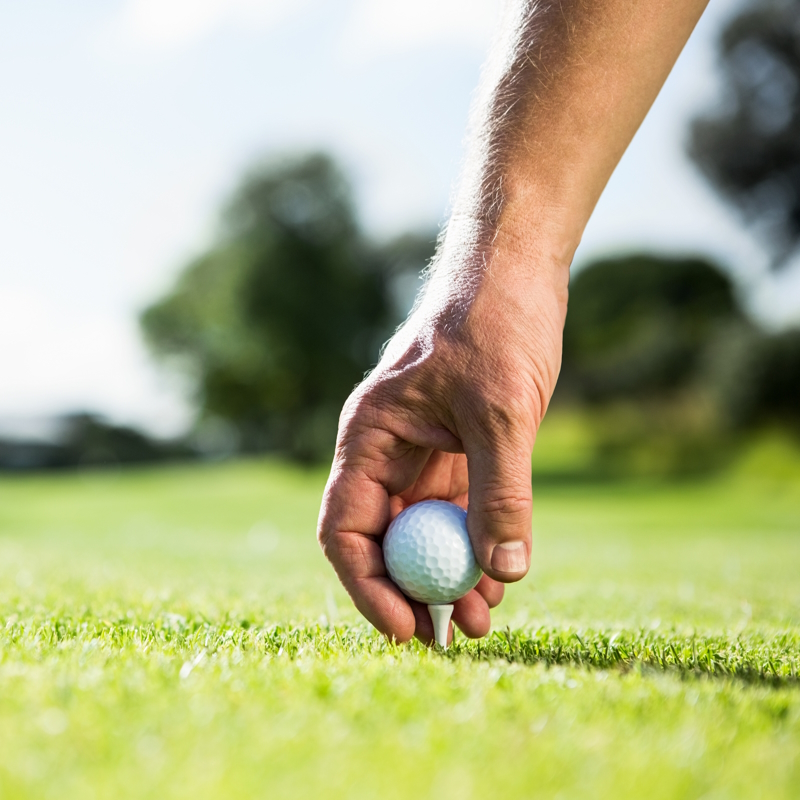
[318,0,710,645]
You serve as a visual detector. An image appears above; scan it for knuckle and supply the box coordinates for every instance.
[477,491,532,523]
[485,393,528,437]
[316,520,332,552]
[335,401,391,472]
[339,387,382,434]
[337,380,405,449]
[526,364,554,428]
[316,512,338,556]
[462,379,536,444]
[315,473,349,555]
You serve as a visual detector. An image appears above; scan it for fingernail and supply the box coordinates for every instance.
[491,542,528,573]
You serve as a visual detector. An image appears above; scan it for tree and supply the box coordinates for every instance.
[688,0,800,267]
[746,328,800,427]
[559,253,748,403]
[554,253,800,476]
[0,414,191,471]
[141,153,434,462]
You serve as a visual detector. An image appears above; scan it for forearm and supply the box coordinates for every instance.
[432,0,709,298]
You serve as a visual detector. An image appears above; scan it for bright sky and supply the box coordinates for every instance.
[1,0,799,436]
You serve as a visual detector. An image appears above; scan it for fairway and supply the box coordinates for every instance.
[1,426,799,798]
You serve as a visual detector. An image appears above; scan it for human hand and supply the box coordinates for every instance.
[317,248,568,645]
[316,0,707,644]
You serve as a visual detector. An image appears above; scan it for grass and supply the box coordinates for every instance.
[1,418,799,798]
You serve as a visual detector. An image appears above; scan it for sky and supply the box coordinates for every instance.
[1,0,799,437]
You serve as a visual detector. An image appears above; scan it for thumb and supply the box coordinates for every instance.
[465,437,533,582]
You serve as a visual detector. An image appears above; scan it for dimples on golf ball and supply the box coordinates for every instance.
[383,500,482,604]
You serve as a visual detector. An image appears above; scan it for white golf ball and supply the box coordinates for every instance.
[383,500,482,604]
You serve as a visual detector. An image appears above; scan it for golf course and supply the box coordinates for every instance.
[1,415,798,799]
[5,0,800,797]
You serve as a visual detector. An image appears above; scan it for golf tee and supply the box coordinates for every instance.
[428,604,454,649]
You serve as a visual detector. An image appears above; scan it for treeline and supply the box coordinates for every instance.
[6,0,799,474]
[0,414,192,471]
[3,154,798,474]
[557,254,800,475]
[139,153,799,474]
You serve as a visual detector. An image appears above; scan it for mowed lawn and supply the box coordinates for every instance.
[1,422,799,799]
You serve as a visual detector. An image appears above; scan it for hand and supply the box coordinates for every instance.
[317,249,568,645]
[316,0,707,643]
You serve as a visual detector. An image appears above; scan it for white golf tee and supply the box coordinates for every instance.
[428,604,454,648]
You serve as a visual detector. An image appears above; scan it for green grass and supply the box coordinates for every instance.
[1,421,799,798]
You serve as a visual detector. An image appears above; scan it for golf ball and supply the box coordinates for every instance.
[383,500,482,604]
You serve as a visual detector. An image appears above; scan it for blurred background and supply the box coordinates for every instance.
[1,0,799,476]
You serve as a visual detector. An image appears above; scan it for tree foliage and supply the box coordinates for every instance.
[688,0,800,266]
[557,254,800,475]
[560,254,745,403]
[141,153,434,461]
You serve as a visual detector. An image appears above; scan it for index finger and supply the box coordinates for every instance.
[317,426,430,643]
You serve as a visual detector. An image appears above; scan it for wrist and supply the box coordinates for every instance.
[423,214,571,320]
[379,209,571,373]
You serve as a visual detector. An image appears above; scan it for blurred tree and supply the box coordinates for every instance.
[688,0,800,267]
[141,153,435,462]
[556,253,800,477]
[560,253,749,403]
[57,414,192,467]
[0,414,191,471]
[747,328,800,427]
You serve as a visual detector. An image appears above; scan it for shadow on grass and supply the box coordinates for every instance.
[446,627,800,687]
